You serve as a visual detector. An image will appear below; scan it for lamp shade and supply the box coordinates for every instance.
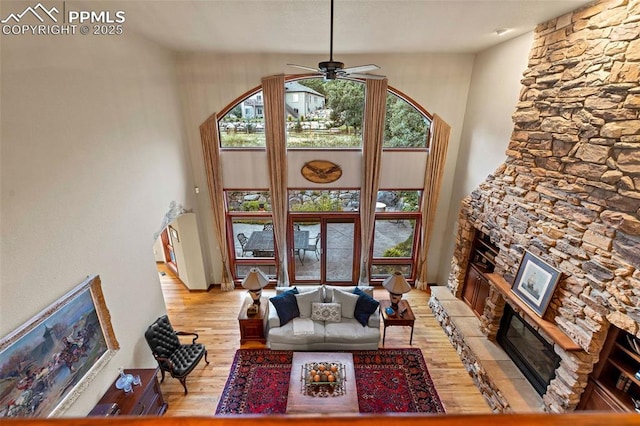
[382,271,411,294]
[241,268,269,291]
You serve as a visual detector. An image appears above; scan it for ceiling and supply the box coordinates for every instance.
[97,0,593,55]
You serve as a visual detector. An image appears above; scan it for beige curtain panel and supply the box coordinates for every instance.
[359,78,388,284]
[262,74,289,286]
[200,113,234,291]
[415,114,451,290]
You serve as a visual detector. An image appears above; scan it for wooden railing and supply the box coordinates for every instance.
[3,413,639,426]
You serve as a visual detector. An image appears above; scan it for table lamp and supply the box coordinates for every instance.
[382,271,411,313]
[241,268,269,315]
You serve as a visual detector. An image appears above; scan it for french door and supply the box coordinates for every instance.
[289,215,359,284]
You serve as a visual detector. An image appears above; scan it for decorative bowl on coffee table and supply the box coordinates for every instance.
[300,361,346,397]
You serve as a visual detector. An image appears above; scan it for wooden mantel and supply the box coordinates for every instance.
[485,273,582,352]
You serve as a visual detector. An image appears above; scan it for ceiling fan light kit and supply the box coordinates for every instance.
[287,0,384,81]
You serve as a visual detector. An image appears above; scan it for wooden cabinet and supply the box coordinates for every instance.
[462,264,491,317]
[461,230,498,317]
[238,297,267,345]
[89,368,167,416]
[578,326,640,412]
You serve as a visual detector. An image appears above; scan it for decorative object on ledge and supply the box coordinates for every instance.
[153,201,191,241]
[241,268,269,316]
[0,275,119,417]
[382,271,411,313]
[301,160,342,183]
[511,251,561,317]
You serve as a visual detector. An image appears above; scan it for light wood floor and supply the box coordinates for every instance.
[157,264,492,416]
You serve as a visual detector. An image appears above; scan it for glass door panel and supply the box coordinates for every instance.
[293,220,321,282]
[291,217,357,284]
[325,221,355,283]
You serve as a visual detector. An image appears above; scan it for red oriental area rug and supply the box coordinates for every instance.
[215,348,445,414]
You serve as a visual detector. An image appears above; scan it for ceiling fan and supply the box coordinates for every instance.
[287,0,384,80]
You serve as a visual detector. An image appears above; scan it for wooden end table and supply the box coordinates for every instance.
[238,296,267,345]
[380,299,415,346]
[89,368,167,416]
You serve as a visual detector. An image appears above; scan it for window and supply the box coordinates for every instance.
[286,78,364,148]
[226,191,271,212]
[384,92,430,148]
[230,217,276,273]
[375,190,421,212]
[289,190,360,212]
[227,191,275,280]
[370,190,422,280]
[219,90,266,148]
[373,218,417,258]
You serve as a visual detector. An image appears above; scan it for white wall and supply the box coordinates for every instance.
[178,52,475,284]
[437,32,534,283]
[153,238,166,262]
[171,213,208,290]
[1,32,191,415]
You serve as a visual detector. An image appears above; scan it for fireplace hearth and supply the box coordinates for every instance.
[497,304,560,396]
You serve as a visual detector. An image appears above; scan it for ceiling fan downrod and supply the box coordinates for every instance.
[329,0,334,62]
[320,0,344,79]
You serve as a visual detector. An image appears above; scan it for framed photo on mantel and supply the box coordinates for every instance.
[511,251,561,317]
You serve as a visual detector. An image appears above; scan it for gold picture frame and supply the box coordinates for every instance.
[0,275,119,417]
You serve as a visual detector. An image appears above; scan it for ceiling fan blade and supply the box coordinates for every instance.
[342,64,380,74]
[287,64,321,73]
[347,72,387,80]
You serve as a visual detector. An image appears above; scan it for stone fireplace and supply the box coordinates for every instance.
[438,0,640,413]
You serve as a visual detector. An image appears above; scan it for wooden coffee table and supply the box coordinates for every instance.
[286,352,358,414]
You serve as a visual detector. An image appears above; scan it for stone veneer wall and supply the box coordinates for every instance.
[447,0,640,413]
[429,295,512,412]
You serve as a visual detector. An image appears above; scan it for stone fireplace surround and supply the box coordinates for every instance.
[436,0,640,414]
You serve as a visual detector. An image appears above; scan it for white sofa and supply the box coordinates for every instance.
[266,285,380,351]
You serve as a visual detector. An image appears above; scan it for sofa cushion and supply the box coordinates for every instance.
[276,286,320,295]
[324,285,373,302]
[311,302,341,322]
[353,287,380,327]
[269,288,299,326]
[268,319,326,345]
[295,288,323,319]
[324,318,381,344]
[331,289,359,319]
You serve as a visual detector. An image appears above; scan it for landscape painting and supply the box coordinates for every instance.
[0,275,118,417]
[511,251,561,317]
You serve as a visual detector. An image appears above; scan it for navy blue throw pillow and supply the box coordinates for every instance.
[353,287,380,327]
[270,288,300,326]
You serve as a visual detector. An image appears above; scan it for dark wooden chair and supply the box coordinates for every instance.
[237,232,251,257]
[144,315,209,395]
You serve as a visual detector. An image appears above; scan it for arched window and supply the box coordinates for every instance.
[217,77,432,284]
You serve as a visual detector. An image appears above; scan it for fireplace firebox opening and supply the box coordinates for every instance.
[497,304,561,396]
